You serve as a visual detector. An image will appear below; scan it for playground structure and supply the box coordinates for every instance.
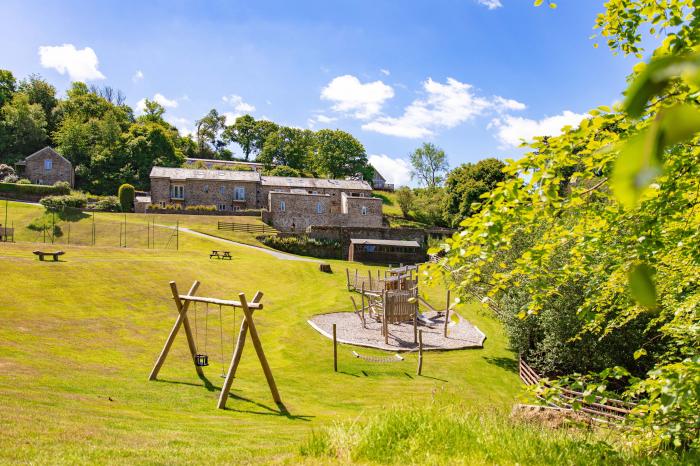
[345,264,419,293]
[149,280,281,410]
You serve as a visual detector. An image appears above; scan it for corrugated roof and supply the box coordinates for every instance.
[262,175,371,190]
[150,166,261,182]
[350,238,421,247]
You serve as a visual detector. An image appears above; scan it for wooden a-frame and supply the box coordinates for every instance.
[149,280,281,410]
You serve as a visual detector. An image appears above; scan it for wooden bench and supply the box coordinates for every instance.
[33,250,65,261]
[209,250,232,260]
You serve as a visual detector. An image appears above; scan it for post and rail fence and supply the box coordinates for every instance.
[217,221,276,235]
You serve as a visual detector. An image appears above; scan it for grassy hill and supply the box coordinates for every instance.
[0,201,682,464]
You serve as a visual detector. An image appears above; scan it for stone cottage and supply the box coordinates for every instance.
[15,147,74,187]
[148,166,383,231]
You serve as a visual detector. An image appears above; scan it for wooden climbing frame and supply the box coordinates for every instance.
[148,280,281,410]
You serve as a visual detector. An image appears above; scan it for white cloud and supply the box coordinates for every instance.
[321,75,394,119]
[132,70,144,82]
[307,113,338,128]
[38,44,106,81]
[477,0,503,9]
[165,116,194,137]
[135,93,178,114]
[368,154,412,187]
[362,78,490,138]
[490,110,587,148]
[380,69,391,76]
[222,94,255,114]
[494,96,526,111]
[222,112,240,125]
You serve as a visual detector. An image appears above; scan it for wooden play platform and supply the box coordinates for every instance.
[307,310,486,351]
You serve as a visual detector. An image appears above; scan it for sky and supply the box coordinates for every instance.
[1,0,638,186]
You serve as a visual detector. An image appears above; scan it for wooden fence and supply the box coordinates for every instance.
[217,221,276,235]
[519,356,635,424]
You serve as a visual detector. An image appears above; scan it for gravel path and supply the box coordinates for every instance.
[308,310,486,351]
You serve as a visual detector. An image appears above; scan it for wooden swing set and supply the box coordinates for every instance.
[148,280,281,410]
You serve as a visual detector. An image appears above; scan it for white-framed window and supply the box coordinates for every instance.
[220,186,226,195]
[316,202,323,214]
[44,159,52,170]
[203,185,209,193]
[232,205,241,212]
[217,204,227,211]
[280,200,286,212]
[171,185,184,200]
[234,186,245,200]
[361,206,368,216]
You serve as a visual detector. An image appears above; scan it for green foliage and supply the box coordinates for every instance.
[93,196,121,212]
[222,114,257,160]
[194,108,227,158]
[0,92,48,162]
[265,165,302,177]
[40,194,87,211]
[117,184,135,212]
[443,158,506,227]
[0,181,69,196]
[409,142,449,188]
[0,163,15,182]
[259,126,315,170]
[16,178,30,185]
[0,69,16,108]
[412,187,448,227]
[313,129,370,179]
[394,186,415,218]
[257,234,341,259]
[184,204,217,212]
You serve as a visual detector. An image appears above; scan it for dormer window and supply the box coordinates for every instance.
[44,159,52,170]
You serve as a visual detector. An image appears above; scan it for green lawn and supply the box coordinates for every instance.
[0,201,520,464]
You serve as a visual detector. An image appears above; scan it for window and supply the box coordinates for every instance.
[234,186,246,200]
[203,185,209,193]
[316,202,323,214]
[280,200,286,212]
[232,205,242,212]
[361,206,368,216]
[44,159,52,170]
[217,204,227,211]
[171,185,184,199]
[220,186,226,195]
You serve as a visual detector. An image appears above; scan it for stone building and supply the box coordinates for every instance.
[15,147,74,187]
[148,166,383,230]
[184,157,267,173]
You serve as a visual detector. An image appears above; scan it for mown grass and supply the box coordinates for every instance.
[299,404,695,465]
[0,201,520,463]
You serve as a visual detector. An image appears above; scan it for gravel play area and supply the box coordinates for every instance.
[307,310,486,351]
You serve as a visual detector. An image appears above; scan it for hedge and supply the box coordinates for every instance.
[40,194,87,211]
[0,182,71,197]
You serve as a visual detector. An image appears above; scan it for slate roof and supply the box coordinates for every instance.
[261,175,371,190]
[150,166,261,182]
[22,146,72,166]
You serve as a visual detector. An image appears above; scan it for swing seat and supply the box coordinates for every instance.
[195,354,209,367]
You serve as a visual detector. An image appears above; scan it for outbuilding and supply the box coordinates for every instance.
[348,238,425,264]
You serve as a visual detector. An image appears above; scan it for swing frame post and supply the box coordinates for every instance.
[333,323,338,372]
[149,280,203,380]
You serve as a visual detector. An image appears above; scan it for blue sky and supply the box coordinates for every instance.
[1,0,637,186]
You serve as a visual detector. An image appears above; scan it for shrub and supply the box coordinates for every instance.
[40,194,87,211]
[395,186,415,218]
[0,164,15,182]
[93,196,121,212]
[211,163,254,172]
[17,178,31,185]
[53,181,71,191]
[0,181,70,196]
[118,183,135,212]
[184,205,217,212]
[265,165,302,177]
[258,234,341,259]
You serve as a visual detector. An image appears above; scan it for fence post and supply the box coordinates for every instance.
[68,222,71,245]
[3,199,7,242]
[43,222,46,243]
[333,323,338,372]
[51,212,55,244]
[92,212,95,246]
[176,220,179,251]
[417,330,423,376]
[124,214,127,248]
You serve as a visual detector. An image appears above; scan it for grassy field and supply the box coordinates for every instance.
[0,201,521,464]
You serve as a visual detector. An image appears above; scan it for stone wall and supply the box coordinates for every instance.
[23,148,73,187]
[149,178,258,211]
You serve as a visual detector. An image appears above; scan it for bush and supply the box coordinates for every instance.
[265,165,302,177]
[118,183,135,212]
[211,163,254,172]
[53,181,71,191]
[395,186,415,218]
[0,164,15,182]
[17,178,31,185]
[93,196,121,212]
[40,194,87,211]
[258,234,341,259]
[184,204,217,212]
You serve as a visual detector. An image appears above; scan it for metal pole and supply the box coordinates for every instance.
[417,330,423,376]
[51,212,55,244]
[176,220,179,251]
[68,222,71,245]
[92,212,95,246]
[124,214,127,248]
[43,222,46,243]
[3,200,7,242]
[333,323,337,372]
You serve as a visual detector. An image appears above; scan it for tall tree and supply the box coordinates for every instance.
[313,129,369,179]
[195,109,227,159]
[409,142,448,188]
[223,114,257,160]
[252,119,279,158]
[259,126,315,170]
[0,69,17,109]
[18,74,58,135]
[443,158,506,226]
[0,93,47,162]
[123,121,185,189]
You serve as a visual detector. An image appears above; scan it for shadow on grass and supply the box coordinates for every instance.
[418,374,449,382]
[155,375,220,392]
[224,393,314,421]
[482,356,518,373]
[373,192,393,205]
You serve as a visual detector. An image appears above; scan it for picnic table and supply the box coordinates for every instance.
[209,250,233,260]
[33,250,65,261]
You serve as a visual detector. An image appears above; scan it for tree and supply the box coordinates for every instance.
[412,187,447,227]
[443,158,506,227]
[195,109,227,158]
[395,186,415,218]
[118,183,135,212]
[409,142,448,188]
[223,114,257,160]
[252,119,279,157]
[0,93,47,162]
[313,129,370,179]
[18,74,58,135]
[140,99,165,123]
[259,127,315,170]
[123,121,185,189]
[0,69,16,108]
